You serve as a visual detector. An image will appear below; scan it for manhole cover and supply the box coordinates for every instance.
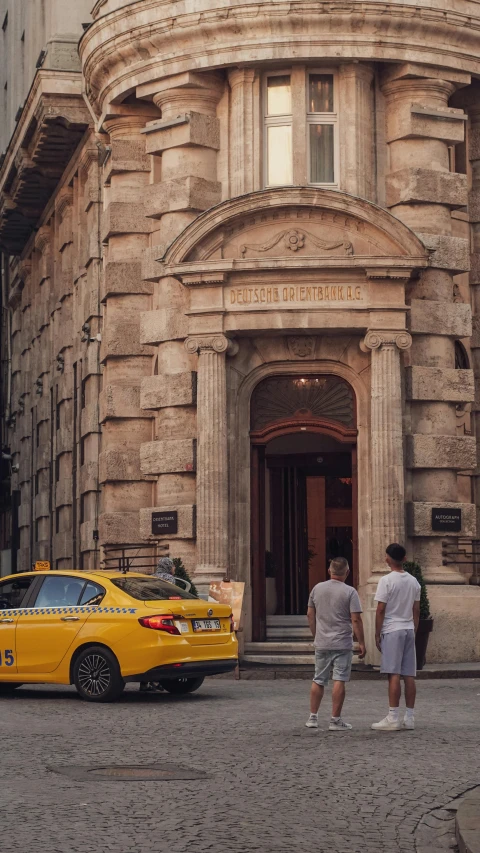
[48,765,206,782]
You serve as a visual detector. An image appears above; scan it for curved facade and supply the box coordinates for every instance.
[2,0,480,663]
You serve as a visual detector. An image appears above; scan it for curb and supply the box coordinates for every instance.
[236,666,480,681]
[456,788,480,853]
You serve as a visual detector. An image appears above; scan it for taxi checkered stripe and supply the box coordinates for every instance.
[3,606,137,616]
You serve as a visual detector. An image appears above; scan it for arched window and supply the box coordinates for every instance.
[455,341,470,370]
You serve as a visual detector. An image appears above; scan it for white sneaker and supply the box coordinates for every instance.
[329,718,353,731]
[402,717,415,730]
[305,714,318,729]
[371,716,402,731]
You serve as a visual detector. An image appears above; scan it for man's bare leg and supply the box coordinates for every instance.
[332,681,346,718]
[404,676,416,708]
[310,682,324,714]
[388,673,401,708]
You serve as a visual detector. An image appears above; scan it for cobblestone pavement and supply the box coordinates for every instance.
[1,678,479,853]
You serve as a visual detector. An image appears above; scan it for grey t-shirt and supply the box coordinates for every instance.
[308,580,362,650]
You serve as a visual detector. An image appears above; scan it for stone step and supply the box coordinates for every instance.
[244,642,314,654]
[266,627,312,640]
[242,654,315,665]
[266,615,309,626]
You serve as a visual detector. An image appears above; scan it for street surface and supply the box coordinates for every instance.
[1,677,479,853]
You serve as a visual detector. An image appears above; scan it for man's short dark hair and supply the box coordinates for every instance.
[386,543,406,563]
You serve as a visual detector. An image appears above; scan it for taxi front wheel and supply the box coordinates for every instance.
[158,677,205,695]
[73,646,125,703]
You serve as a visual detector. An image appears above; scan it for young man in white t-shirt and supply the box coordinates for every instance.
[371,543,421,731]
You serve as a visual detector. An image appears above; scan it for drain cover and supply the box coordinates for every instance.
[48,765,206,782]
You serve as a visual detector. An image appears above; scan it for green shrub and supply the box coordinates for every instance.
[403,560,431,620]
[172,557,198,597]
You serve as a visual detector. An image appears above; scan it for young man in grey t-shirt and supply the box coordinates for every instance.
[306,557,366,731]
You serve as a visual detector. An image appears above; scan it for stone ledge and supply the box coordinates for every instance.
[416,234,470,272]
[407,502,476,537]
[140,373,196,410]
[386,168,468,209]
[103,261,153,298]
[144,112,220,155]
[99,449,144,483]
[406,434,476,469]
[145,176,222,218]
[140,308,188,345]
[101,202,151,241]
[139,505,195,540]
[386,103,466,145]
[99,385,145,421]
[406,366,475,402]
[140,439,195,475]
[456,787,480,853]
[410,299,471,337]
[103,139,150,185]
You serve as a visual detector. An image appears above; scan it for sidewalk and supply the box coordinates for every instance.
[456,788,480,853]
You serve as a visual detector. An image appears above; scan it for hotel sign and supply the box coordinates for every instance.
[228,284,363,308]
[152,511,178,536]
[431,508,461,533]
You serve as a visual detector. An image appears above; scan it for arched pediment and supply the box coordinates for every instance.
[163,188,428,271]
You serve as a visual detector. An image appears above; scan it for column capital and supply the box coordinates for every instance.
[185,335,238,356]
[362,330,412,352]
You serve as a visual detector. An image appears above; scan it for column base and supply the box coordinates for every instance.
[193,564,227,595]
[423,566,470,584]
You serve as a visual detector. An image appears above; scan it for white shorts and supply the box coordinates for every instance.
[380,629,416,677]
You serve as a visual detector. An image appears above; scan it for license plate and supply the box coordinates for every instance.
[192,619,221,632]
[174,621,189,633]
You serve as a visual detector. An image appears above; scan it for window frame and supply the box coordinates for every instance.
[262,67,339,189]
[306,70,339,188]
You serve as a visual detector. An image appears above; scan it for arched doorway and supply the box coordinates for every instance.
[250,375,358,641]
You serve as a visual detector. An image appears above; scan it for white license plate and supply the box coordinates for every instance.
[174,621,189,633]
[192,619,221,632]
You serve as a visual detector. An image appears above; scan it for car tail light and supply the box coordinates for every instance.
[229,614,235,633]
[138,616,180,635]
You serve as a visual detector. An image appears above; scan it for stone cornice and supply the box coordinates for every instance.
[80,0,480,117]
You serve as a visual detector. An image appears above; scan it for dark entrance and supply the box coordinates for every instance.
[250,375,357,641]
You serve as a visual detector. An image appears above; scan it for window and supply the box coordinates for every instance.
[0,577,35,610]
[33,576,85,608]
[79,582,105,606]
[455,340,470,370]
[111,577,197,601]
[264,69,338,188]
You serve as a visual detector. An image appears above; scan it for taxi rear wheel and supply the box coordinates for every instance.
[158,677,205,695]
[73,646,125,703]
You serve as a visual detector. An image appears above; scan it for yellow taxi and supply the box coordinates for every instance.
[0,569,238,702]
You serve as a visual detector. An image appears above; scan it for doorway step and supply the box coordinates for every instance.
[243,616,315,665]
[242,615,360,666]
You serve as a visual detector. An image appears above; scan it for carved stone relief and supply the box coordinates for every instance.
[287,336,317,359]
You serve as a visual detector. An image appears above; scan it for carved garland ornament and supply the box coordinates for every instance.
[240,228,354,258]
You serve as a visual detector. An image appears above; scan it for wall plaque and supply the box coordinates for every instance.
[431,508,461,533]
[152,511,178,536]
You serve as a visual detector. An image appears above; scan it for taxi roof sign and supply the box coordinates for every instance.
[34,560,51,571]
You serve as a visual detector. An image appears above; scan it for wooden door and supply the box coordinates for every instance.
[306,477,326,590]
[251,445,266,641]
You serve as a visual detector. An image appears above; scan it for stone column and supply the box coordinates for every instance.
[381,65,475,582]
[184,334,235,592]
[363,330,412,570]
[338,63,375,201]
[228,68,256,197]
[466,96,480,584]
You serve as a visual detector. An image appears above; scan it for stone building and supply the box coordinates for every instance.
[1,0,480,664]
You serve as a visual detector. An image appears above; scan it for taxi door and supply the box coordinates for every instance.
[0,574,38,676]
[16,575,92,674]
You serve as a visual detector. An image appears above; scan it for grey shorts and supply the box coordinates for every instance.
[380,629,416,677]
[313,649,353,686]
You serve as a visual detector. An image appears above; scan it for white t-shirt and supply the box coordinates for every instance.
[374,571,421,634]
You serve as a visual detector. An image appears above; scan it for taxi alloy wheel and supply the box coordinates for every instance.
[158,677,205,695]
[73,646,124,703]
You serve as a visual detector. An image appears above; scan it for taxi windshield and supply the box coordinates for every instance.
[111,577,197,601]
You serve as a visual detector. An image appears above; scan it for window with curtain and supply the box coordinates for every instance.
[264,70,338,188]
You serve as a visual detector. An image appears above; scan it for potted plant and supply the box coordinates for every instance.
[172,557,198,597]
[403,560,433,670]
[265,550,277,616]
